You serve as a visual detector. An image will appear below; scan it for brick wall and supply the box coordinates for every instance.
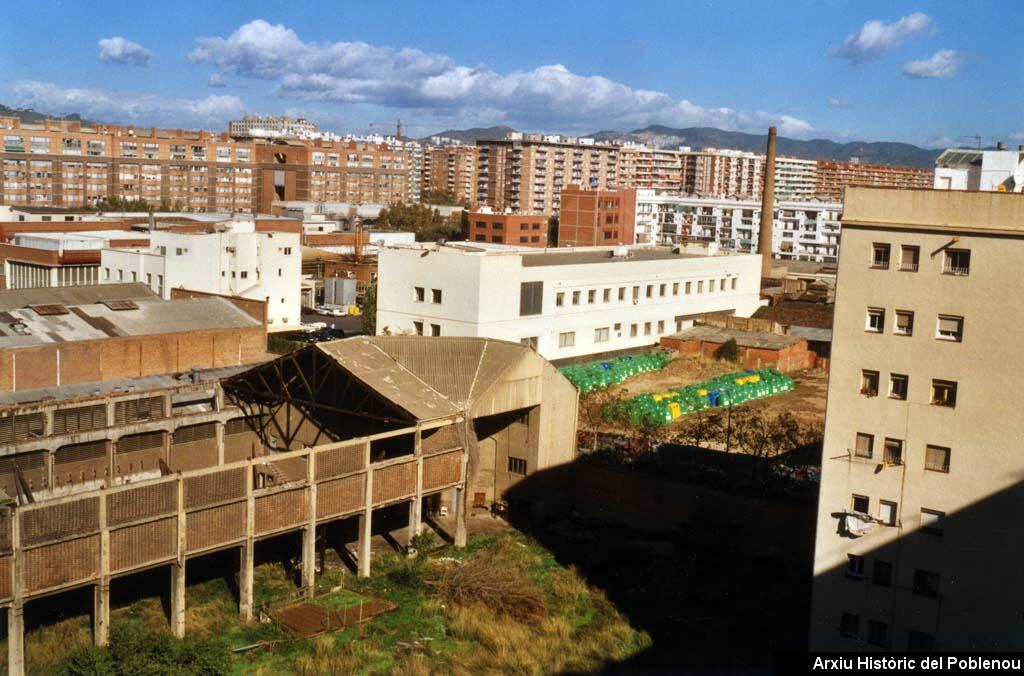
[0,326,267,393]
[660,336,816,372]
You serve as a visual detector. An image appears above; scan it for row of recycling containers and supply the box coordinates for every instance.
[619,368,795,426]
[559,352,671,394]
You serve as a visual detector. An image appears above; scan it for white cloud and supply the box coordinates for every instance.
[208,73,227,88]
[832,13,933,63]
[10,81,243,128]
[902,50,963,79]
[98,37,152,66]
[828,97,849,107]
[188,20,817,137]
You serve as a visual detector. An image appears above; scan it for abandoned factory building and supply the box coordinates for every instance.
[0,333,577,673]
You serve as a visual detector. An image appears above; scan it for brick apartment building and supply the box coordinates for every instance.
[421,144,478,205]
[467,210,549,247]
[557,185,636,246]
[815,161,933,201]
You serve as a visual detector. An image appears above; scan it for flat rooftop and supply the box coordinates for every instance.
[843,187,1024,234]
[521,247,705,267]
[0,284,261,349]
[672,325,804,350]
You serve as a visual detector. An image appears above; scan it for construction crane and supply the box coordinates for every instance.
[366,119,403,139]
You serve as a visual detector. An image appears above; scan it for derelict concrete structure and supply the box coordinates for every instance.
[0,335,577,674]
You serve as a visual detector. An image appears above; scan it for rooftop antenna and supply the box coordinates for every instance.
[956,135,982,150]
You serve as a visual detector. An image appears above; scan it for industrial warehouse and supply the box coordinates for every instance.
[0,277,578,672]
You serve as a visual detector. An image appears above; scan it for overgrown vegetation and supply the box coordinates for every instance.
[714,337,739,362]
[361,283,377,335]
[39,533,647,675]
[375,202,466,242]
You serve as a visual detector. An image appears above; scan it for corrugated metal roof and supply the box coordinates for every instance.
[316,339,459,420]
[0,283,157,311]
[789,326,833,343]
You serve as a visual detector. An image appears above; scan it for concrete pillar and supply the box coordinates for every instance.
[454,486,467,548]
[407,499,421,552]
[216,423,225,466]
[301,451,316,597]
[240,457,255,621]
[93,583,110,646]
[8,602,24,676]
[357,512,372,578]
[170,561,186,638]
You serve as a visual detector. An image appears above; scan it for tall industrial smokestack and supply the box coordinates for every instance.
[759,126,777,280]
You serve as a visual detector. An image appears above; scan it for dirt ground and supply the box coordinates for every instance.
[591,354,829,430]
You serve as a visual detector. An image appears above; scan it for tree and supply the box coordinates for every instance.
[731,410,809,470]
[669,408,725,452]
[547,216,559,246]
[714,338,739,362]
[361,283,377,335]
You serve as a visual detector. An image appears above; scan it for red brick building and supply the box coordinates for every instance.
[557,186,636,247]
[466,211,549,247]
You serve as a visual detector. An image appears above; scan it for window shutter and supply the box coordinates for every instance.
[938,316,961,333]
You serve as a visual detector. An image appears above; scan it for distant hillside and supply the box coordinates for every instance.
[421,125,516,144]
[0,103,98,127]
[590,126,941,168]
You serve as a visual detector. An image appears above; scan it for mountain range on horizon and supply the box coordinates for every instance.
[1,103,944,168]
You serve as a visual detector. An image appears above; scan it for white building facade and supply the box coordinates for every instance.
[933,147,1024,193]
[635,191,842,263]
[376,244,763,360]
[100,220,302,329]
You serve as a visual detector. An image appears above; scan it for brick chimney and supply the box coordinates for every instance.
[759,126,777,280]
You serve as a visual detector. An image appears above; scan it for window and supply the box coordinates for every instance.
[866,308,884,332]
[430,324,441,337]
[240,271,248,279]
[508,457,527,475]
[657,320,665,334]
[618,287,626,301]
[731,278,737,290]
[644,322,652,336]
[117,269,124,281]
[588,289,596,304]
[852,494,869,514]
[594,327,610,343]
[414,286,425,302]
[924,445,950,473]
[646,284,654,298]
[431,289,442,304]
[871,243,891,269]
[908,630,934,652]
[913,569,940,597]
[558,332,575,348]
[672,282,679,295]
[855,433,873,459]
[697,280,704,293]
[860,370,879,396]
[603,288,611,302]
[867,620,889,647]
[936,315,963,341]
[931,380,957,408]
[519,281,543,316]
[872,560,892,587]
[704,280,712,294]
[883,439,903,466]
[659,283,666,296]
[894,311,914,336]
[572,291,581,305]
[943,249,970,276]
[920,509,945,535]
[413,321,424,336]
[889,374,908,400]
[630,324,638,337]
[878,500,897,526]
[900,245,919,271]
[556,292,565,307]
[685,281,692,294]
[104,267,110,280]
[846,554,864,578]
[520,336,538,350]
[840,612,860,639]
[720,279,727,291]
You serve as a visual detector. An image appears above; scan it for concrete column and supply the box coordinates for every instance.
[454,487,467,548]
[360,469,376,577]
[170,561,186,639]
[8,602,24,676]
[301,451,317,596]
[407,499,421,553]
[93,583,110,646]
[171,475,186,638]
[239,458,255,622]
[216,423,225,466]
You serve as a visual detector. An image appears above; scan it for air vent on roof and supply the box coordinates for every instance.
[101,299,140,311]
[30,304,69,316]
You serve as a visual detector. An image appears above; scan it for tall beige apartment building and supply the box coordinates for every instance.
[616,145,684,193]
[680,148,764,199]
[810,187,1024,651]
[421,144,479,205]
[475,134,619,214]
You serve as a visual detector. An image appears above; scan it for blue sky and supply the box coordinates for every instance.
[1,0,1021,146]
